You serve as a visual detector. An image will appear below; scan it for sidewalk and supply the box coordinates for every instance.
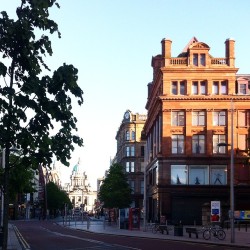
[1,224,25,250]
[6,218,250,249]
[59,218,250,249]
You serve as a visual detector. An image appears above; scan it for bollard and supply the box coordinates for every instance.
[87,218,90,229]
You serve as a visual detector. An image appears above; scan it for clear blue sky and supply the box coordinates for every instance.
[2,0,250,189]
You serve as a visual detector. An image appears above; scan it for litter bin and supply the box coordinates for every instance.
[174,225,183,236]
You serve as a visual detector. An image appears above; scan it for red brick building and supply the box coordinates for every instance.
[143,37,250,225]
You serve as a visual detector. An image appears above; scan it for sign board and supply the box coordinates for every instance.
[211,201,220,222]
[234,210,250,220]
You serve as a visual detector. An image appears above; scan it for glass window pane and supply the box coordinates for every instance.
[213,82,219,94]
[126,146,130,156]
[126,131,130,140]
[210,166,227,185]
[172,111,185,126]
[200,81,206,94]
[172,135,184,154]
[213,111,225,126]
[199,112,205,125]
[200,54,206,66]
[131,131,135,140]
[180,81,186,95]
[213,112,219,125]
[193,54,198,66]
[192,135,205,154]
[213,135,226,153]
[126,162,130,172]
[193,111,205,126]
[171,165,187,184]
[192,82,198,94]
[131,162,135,172]
[221,81,227,95]
[179,112,185,126]
[189,166,209,185]
[172,82,177,95]
[172,112,178,126]
[239,84,247,94]
[131,146,135,156]
[219,111,226,125]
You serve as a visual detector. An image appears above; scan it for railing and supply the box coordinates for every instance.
[211,58,227,65]
[166,57,228,66]
[170,57,187,65]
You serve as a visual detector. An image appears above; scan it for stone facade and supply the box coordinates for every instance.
[63,160,97,213]
[143,37,250,225]
[115,110,147,209]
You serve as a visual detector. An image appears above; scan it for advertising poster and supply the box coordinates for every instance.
[234,210,250,220]
[211,201,220,222]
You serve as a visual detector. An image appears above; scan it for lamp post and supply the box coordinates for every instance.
[0,149,6,227]
[143,163,146,231]
[1,147,20,249]
[217,100,235,243]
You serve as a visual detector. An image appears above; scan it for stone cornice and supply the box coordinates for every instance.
[159,95,250,101]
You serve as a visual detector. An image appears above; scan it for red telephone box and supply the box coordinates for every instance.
[129,208,140,230]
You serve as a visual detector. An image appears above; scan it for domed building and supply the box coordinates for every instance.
[63,159,97,213]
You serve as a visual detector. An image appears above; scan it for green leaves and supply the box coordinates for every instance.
[46,182,71,211]
[0,62,7,76]
[0,0,84,169]
[98,164,132,209]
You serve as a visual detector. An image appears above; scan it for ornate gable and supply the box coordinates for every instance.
[189,42,210,50]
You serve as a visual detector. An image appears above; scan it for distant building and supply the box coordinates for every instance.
[143,37,250,225]
[63,159,97,212]
[115,110,147,209]
[46,161,62,187]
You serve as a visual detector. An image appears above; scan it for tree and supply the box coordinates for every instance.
[98,163,132,209]
[0,1,83,248]
[9,153,36,219]
[46,182,71,217]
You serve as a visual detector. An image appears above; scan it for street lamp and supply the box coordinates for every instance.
[217,100,235,243]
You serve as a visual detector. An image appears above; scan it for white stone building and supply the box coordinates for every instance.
[63,159,97,213]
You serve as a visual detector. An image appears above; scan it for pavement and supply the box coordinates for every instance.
[4,218,250,249]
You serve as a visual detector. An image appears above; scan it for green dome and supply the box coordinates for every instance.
[72,164,79,172]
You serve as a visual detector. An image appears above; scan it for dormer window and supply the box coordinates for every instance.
[236,77,249,95]
[239,83,247,94]
[192,53,206,66]
[200,54,206,66]
[193,54,198,66]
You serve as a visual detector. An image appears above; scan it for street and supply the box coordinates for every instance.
[11,220,245,250]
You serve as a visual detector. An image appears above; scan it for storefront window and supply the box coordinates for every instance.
[171,165,187,185]
[210,166,227,185]
[189,165,209,185]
